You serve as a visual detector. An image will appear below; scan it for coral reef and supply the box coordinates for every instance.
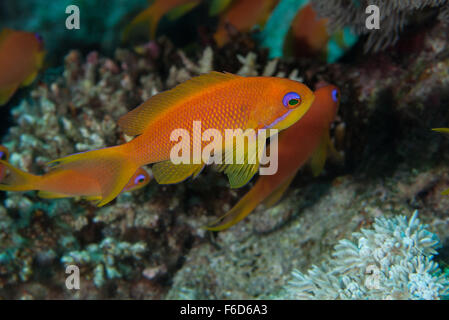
[0,0,148,61]
[286,211,449,300]
[0,5,449,300]
[311,0,449,52]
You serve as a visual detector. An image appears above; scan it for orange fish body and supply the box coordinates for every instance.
[207,85,340,230]
[32,72,314,206]
[0,29,45,105]
[123,0,201,40]
[289,4,329,57]
[0,145,10,181]
[0,161,151,200]
[214,0,279,47]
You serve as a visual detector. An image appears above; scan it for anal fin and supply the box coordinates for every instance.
[262,173,296,208]
[152,160,204,184]
[38,191,71,199]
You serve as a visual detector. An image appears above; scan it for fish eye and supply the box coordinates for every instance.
[134,174,146,184]
[332,89,339,102]
[282,92,302,109]
[34,33,43,43]
[0,152,5,160]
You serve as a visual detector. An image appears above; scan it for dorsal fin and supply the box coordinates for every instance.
[117,72,240,136]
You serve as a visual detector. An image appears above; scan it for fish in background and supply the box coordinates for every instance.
[9,72,314,206]
[0,29,45,105]
[207,84,340,231]
[209,0,234,16]
[0,146,10,181]
[122,0,202,41]
[0,161,151,201]
[260,1,358,63]
[284,3,358,63]
[213,0,279,47]
[432,127,449,195]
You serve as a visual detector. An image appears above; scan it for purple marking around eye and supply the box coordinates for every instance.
[282,92,301,108]
[134,174,146,184]
[0,152,4,159]
[332,89,339,102]
[264,109,292,129]
[35,33,43,44]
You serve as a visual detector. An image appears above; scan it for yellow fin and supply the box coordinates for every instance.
[309,133,329,177]
[37,191,71,199]
[262,173,296,208]
[209,0,233,15]
[433,128,449,138]
[122,5,163,41]
[21,71,38,87]
[166,1,200,20]
[0,83,19,106]
[218,129,264,188]
[117,72,240,136]
[204,188,261,231]
[83,195,102,201]
[152,160,204,184]
[441,188,449,196]
[221,162,259,189]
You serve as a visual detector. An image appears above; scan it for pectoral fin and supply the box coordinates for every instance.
[152,160,204,184]
[218,133,263,188]
[0,83,19,106]
[309,133,330,177]
[21,71,38,87]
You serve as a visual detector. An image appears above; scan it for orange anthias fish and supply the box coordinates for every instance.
[0,161,151,200]
[0,29,45,105]
[214,0,279,47]
[0,145,10,181]
[123,0,201,41]
[288,4,329,58]
[12,72,314,206]
[432,127,449,195]
[207,84,340,231]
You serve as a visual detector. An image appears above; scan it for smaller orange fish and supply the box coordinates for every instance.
[214,0,279,47]
[123,0,201,41]
[0,161,151,201]
[207,84,340,230]
[288,4,329,58]
[0,145,10,182]
[432,127,449,195]
[0,29,45,105]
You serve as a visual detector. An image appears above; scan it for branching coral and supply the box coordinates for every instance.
[61,237,147,287]
[287,211,449,299]
[311,0,449,52]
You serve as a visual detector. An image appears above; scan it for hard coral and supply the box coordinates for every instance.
[287,211,449,299]
[311,0,449,52]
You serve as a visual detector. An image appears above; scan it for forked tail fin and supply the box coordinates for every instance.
[0,160,40,191]
[47,145,139,206]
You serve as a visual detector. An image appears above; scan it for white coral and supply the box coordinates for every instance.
[287,211,449,300]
